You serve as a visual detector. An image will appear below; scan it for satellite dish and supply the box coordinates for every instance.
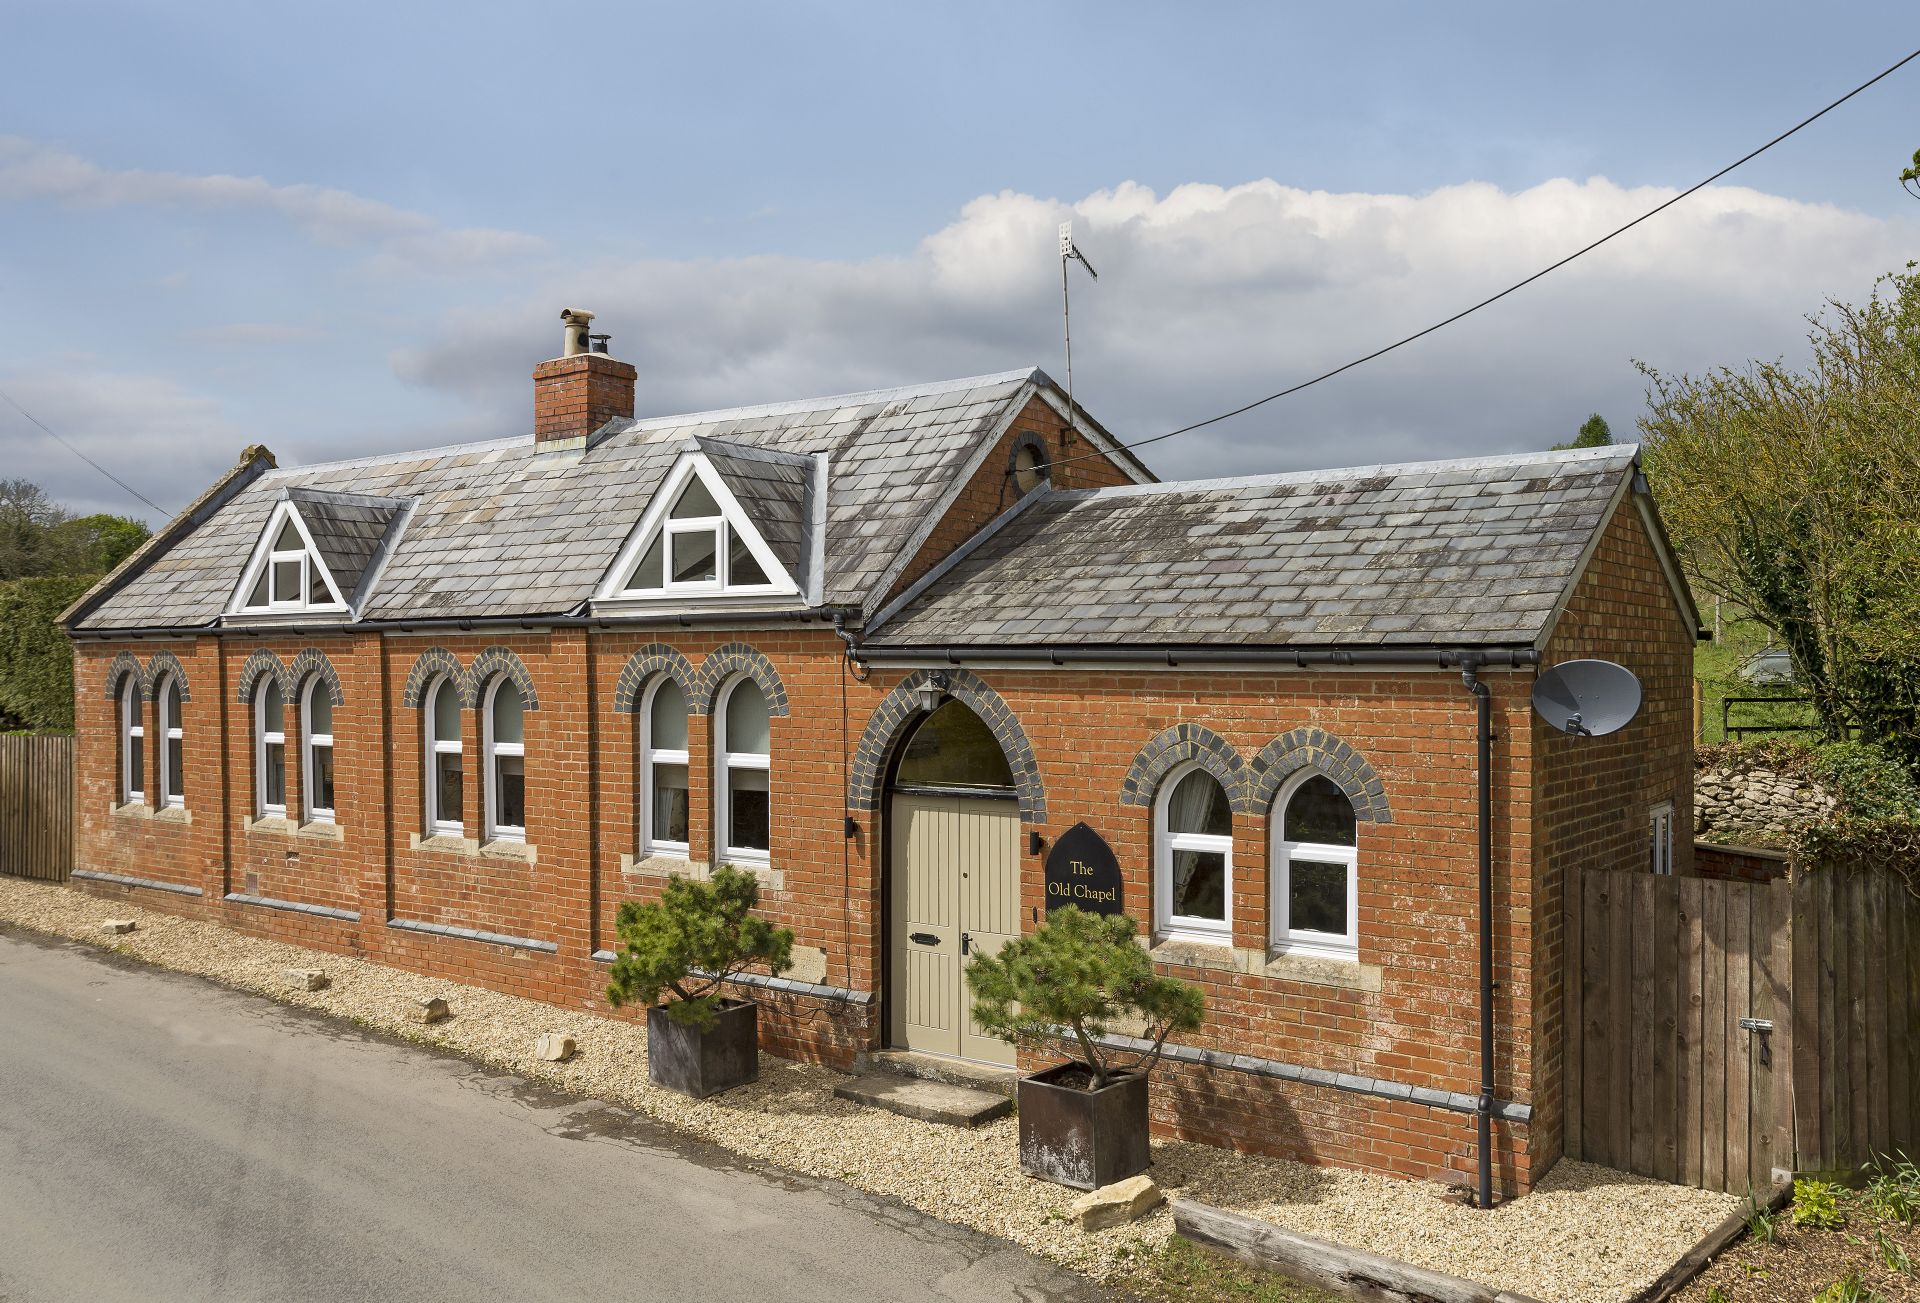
[1532,659,1642,738]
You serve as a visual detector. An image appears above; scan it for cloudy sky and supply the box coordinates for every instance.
[3,1,1917,524]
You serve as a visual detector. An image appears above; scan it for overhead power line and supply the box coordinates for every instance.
[0,386,174,517]
[1057,44,1920,468]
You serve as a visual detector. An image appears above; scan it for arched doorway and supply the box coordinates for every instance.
[885,699,1021,1065]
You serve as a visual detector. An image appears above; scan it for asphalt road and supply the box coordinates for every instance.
[0,931,1109,1302]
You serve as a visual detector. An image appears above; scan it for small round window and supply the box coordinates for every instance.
[1010,438,1051,494]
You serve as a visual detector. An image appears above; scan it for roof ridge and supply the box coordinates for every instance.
[1047,443,1639,503]
[619,367,1042,432]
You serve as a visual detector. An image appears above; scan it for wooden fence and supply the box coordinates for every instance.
[0,733,73,882]
[1567,866,1920,1193]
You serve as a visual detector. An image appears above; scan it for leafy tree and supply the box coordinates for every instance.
[966,906,1204,1089]
[1639,266,1920,764]
[1903,147,1920,200]
[605,866,793,1029]
[0,479,65,581]
[1553,413,1613,451]
[45,514,148,575]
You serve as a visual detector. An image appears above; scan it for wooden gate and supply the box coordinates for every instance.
[1565,869,1793,1194]
[0,733,74,882]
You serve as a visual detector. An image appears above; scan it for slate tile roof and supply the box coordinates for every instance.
[288,489,408,607]
[694,438,815,583]
[868,445,1641,649]
[72,369,1064,630]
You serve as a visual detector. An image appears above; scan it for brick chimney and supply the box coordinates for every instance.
[533,308,636,442]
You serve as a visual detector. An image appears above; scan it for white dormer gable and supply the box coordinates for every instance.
[228,499,348,616]
[595,451,801,606]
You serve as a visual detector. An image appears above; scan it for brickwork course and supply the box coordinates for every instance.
[64,342,1699,1196]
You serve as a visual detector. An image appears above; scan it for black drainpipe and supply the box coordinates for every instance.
[1459,656,1496,1209]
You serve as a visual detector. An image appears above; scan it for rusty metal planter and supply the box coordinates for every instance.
[647,998,759,1098]
[1017,1062,1150,1190]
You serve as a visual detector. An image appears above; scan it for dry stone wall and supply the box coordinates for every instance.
[1693,763,1835,846]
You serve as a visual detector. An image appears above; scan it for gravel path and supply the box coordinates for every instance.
[0,878,1740,1303]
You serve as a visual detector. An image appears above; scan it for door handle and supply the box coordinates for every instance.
[961,931,971,956]
[909,932,939,947]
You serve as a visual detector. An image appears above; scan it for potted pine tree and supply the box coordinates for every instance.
[606,866,794,1099]
[967,906,1204,1190]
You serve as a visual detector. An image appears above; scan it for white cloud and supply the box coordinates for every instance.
[395,175,1919,479]
[0,361,240,524]
[186,321,321,348]
[0,136,543,269]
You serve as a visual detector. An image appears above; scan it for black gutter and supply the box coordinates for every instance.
[853,643,1541,670]
[1459,656,1498,1210]
[71,606,862,641]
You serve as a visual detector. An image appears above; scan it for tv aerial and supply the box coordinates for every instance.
[1531,659,1642,737]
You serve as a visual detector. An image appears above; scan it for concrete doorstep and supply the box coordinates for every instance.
[832,1072,1013,1128]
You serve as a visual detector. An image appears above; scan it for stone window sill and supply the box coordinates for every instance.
[409,832,479,856]
[243,815,295,836]
[617,855,783,891]
[1148,935,1251,974]
[297,819,344,841]
[154,804,192,825]
[111,801,152,820]
[479,838,537,864]
[1263,949,1382,993]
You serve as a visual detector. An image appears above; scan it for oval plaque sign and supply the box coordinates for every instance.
[1044,822,1123,916]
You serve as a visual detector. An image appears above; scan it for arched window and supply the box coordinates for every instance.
[425,675,463,836]
[717,676,770,864]
[119,675,144,806]
[254,677,286,818]
[483,677,526,842]
[894,699,1014,792]
[640,678,690,857]
[1154,765,1232,944]
[1272,773,1359,960]
[302,677,335,824]
[155,674,184,809]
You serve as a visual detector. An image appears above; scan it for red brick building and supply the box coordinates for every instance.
[64,320,1699,1195]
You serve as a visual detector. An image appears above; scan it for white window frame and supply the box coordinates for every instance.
[1650,800,1675,876]
[1271,770,1361,962]
[425,674,463,837]
[253,677,286,819]
[482,676,526,844]
[229,499,348,615]
[119,676,145,806]
[155,673,183,810]
[640,677,690,859]
[302,677,335,825]
[715,675,771,867]
[1153,762,1233,946]
[596,454,799,603]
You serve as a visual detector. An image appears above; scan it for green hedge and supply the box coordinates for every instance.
[0,575,96,731]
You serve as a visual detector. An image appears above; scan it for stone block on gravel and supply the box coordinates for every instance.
[286,968,329,991]
[1072,1175,1163,1230]
[536,1033,575,1062]
[414,997,451,1024]
[100,919,136,935]
[832,1073,1011,1127]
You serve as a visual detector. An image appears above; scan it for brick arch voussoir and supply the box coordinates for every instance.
[287,647,344,707]
[1120,723,1255,814]
[847,668,1046,823]
[400,647,467,710]
[142,650,192,702]
[234,649,292,704]
[694,643,787,717]
[1251,727,1393,824]
[613,643,700,714]
[467,646,538,711]
[105,651,144,700]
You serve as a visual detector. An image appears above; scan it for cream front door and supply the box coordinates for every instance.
[887,793,1021,1065]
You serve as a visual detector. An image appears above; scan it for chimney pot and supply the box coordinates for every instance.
[535,310,634,443]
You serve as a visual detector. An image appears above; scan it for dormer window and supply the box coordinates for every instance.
[598,451,800,603]
[232,500,347,615]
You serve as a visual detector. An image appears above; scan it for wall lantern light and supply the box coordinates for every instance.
[915,671,949,715]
